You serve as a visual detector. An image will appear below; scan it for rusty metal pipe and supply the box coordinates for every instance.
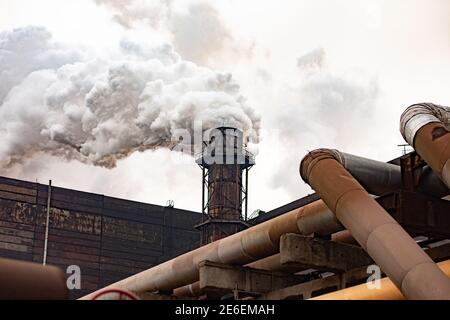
[400,103,450,188]
[84,149,442,300]
[311,260,450,300]
[82,200,339,299]
[0,258,68,300]
[324,149,448,197]
[173,230,357,298]
[300,149,450,299]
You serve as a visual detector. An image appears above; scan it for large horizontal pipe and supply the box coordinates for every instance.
[174,231,354,297]
[300,149,450,299]
[311,260,450,300]
[174,230,357,298]
[400,103,450,189]
[0,258,68,300]
[325,149,448,198]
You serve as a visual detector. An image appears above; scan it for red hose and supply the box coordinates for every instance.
[91,288,139,300]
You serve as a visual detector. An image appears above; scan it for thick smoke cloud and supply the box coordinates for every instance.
[0,26,81,102]
[0,26,260,169]
[94,0,170,29]
[297,47,326,70]
[94,0,232,65]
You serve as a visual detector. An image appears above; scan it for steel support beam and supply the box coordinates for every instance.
[260,267,369,300]
[377,191,450,238]
[198,261,307,298]
[280,234,373,272]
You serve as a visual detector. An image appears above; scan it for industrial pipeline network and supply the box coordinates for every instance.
[0,102,449,301]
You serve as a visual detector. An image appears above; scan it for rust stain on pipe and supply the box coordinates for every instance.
[84,149,441,300]
[311,260,450,300]
[300,149,450,300]
[0,258,68,300]
[173,230,356,298]
[400,103,450,188]
[82,200,338,300]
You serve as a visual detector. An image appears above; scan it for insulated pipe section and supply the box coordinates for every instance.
[174,230,357,298]
[332,150,401,195]
[300,149,450,300]
[326,149,448,198]
[0,258,68,300]
[311,260,450,300]
[400,103,450,188]
[82,200,340,299]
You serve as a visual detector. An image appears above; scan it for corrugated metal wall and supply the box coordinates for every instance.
[0,176,201,299]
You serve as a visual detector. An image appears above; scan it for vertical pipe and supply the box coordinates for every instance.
[400,103,450,188]
[300,149,450,300]
[202,167,206,217]
[245,168,249,222]
[43,180,52,266]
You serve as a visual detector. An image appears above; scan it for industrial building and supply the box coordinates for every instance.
[1,103,449,300]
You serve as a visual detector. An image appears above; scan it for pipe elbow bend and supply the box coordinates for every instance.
[300,148,344,184]
[400,103,450,147]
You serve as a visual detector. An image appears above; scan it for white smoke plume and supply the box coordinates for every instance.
[0,26,82,102]
[94,0,171,29]
[267,48,379,195]
[297,47,326,71]
[0,26,260,169]
[94,0,233,65]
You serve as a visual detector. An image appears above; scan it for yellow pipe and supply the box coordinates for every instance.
[312,260,450,300]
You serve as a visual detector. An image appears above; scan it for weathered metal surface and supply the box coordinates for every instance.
[197,127,254,244]
[102,217,162,245]
[377,191,450,238]
[207,164,243,220]
[0,175,202,300]
[280,234,373,272]
[0,199,37,225]
[300,148,450,300]
[35,206,102,235]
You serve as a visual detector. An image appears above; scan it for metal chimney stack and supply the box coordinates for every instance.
[196,127,255,244]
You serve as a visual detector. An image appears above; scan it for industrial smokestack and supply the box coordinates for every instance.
[196,127,255,244]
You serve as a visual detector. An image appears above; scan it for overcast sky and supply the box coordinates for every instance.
[0,0,448,214]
